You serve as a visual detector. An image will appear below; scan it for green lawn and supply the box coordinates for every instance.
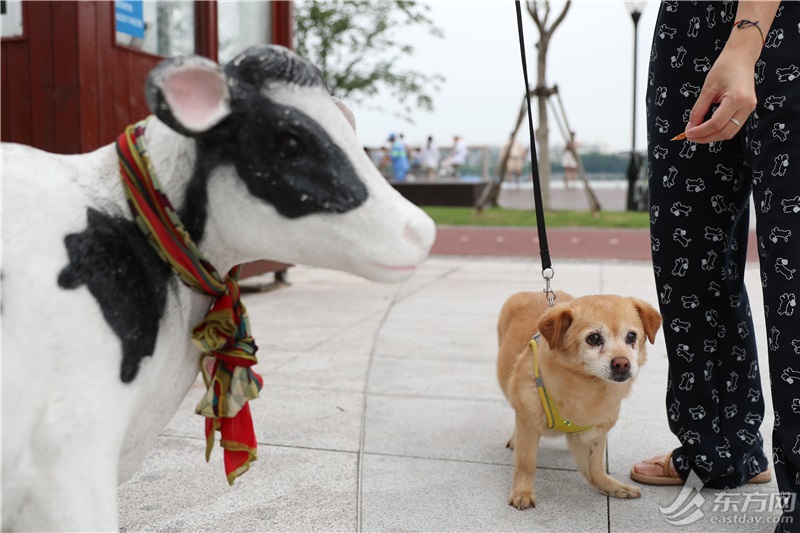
[421,206,649,229]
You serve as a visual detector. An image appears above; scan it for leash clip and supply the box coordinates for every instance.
[542,267,556,307]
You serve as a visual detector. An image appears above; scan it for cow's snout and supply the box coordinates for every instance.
[404,213,436,253]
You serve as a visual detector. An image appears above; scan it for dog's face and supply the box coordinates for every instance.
[537,295,661,384]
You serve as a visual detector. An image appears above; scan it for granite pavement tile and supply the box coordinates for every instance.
[119,437,358,532]
[360,453,608,532]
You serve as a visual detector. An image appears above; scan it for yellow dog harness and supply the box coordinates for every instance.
[530,335,594,434]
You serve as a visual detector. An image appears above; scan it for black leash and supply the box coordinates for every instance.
[514,0,556,305]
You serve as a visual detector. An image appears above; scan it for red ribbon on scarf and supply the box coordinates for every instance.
[117,118,264,485]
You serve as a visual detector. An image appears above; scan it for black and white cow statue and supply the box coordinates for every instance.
[1,44,435,531]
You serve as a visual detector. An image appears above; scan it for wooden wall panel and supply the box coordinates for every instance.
[77,1,100,151]
[195,1,218,62]
[272,1,294,49]
[1,42,10,142]
[96,1,117,145]
[129,52,152,123]
[27,1,56,151]
[4,41,32,145]
[51,2,80,153]
[113,49,131,136]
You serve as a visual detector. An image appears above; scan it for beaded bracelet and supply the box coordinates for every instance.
[733,19,765,47]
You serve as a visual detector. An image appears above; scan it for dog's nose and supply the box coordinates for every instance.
[611,357,630,374]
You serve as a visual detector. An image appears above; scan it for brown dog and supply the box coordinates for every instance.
[497,291,661,510]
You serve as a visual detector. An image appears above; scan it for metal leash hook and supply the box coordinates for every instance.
[542,267,557,307]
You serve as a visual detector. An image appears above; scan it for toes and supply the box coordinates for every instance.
[508,491,535,510]
[609,485,642,499]
[633,463,663,476]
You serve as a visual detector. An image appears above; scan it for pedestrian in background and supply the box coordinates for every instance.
[562,133,578,189]
[409,148,422,182]
[443,134,468,179]
[387,133,410,182]
[500,138,527,184]
[420,136,440,181]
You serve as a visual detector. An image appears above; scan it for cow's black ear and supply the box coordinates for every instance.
[145,55,231,137]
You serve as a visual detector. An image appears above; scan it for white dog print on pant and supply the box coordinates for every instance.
[671,46,687,68]
[773,123,789,142]
[778,293,797,316]
[765,95,786,110]
[772,154,790,176]
[776,259,797,281]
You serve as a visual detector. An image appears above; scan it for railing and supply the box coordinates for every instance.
[364,145,645,187]
[364,145,495,182]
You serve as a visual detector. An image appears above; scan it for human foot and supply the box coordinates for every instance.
[630,452,683,485]
[633,453,679,478]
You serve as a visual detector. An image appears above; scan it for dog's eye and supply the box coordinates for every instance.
[586,333,603,346]
[626,332,637,345]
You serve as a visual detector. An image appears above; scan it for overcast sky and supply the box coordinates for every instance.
[344,0,661,153]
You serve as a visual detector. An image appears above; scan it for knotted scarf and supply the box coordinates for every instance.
[117,118,264,485]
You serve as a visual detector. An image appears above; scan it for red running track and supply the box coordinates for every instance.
[431,226,760,262]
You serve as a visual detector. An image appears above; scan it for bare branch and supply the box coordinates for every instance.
[549,0,571,35]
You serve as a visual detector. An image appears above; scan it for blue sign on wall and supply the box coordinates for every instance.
[115,0,144,40]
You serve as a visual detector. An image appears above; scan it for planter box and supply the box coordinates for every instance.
[391,181,488,207]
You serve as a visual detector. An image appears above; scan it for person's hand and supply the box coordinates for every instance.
[683,47,758,144]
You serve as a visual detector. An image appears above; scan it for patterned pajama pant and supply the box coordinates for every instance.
[646,0,800,525]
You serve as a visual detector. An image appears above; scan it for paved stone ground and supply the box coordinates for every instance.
[118,258,778,532]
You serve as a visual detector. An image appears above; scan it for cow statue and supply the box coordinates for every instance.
[1,44,435,531]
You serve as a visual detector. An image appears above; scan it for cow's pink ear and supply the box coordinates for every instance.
[333,98,357,131]
[147,56,230,136]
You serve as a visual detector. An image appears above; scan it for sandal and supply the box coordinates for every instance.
[630,452,773,486]
[630,451,684,486]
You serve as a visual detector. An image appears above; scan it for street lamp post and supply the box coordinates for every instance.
[625,1,644,211]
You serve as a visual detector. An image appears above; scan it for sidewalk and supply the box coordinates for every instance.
[118,253,777,531]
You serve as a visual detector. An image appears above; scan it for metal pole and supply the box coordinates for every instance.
[625,9,642,211]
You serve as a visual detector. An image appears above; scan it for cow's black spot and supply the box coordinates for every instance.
[228,45,326,90]
[58,208,173,383]
[216,46,368,218]
[191,94,367,218]
[147,44,368,224]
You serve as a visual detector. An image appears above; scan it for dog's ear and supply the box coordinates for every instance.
[538,305,574,350]
[631,298,662,344]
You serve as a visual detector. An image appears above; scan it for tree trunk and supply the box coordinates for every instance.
[475,0,570,214]
[474,95,529,212]
[527,0,571,210]
[536,34,551,210]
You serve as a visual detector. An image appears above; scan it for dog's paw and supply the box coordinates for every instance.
[508,490,536,510]
[607,484,642,499]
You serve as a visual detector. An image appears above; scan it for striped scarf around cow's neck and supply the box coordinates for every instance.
[116,117,264,485]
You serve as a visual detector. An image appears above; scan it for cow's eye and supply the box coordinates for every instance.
[277,134,303,158]
[586,333,603,346]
